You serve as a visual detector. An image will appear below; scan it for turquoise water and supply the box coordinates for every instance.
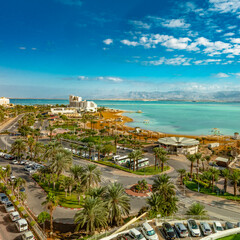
[10,99,240,136]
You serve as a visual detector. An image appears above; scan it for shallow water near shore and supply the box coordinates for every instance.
[10,99,240,136]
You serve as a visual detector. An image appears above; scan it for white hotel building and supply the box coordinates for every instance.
[69,95,97,112]
[0,97,10,106]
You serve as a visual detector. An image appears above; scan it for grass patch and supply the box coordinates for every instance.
[33,175,83,209]
[218,234,240,240]
[185,180,240,202]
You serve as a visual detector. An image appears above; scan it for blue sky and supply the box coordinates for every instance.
[1,0,240,98]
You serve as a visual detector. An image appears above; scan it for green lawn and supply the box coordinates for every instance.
[33,175,83,209]
[185,180,240,202]
[135,166,170,175]
[218,234,240,240]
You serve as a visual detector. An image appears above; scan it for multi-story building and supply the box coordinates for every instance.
[69,95,97,112]
[0,97,10,106]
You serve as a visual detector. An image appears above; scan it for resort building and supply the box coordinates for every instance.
[158,137,199,155]
[0,97,10,106]
[69,95,97,112]
[49,107,81,117]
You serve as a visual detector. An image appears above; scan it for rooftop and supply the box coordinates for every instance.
[158,137,199,147]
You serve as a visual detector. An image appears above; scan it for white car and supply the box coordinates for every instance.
[141,222,159,240]
[0,152,6,157]
[21,231,35,240]
[16,219,28,232]
[12,160,18,165]
[9,211,21,222]
[187,219,201,237]
[129,228,146,240]
[20,160,26,165]
[174,222,189,238]
[10,175,16,182]
[4,201,15,212]
[213,221,224,233]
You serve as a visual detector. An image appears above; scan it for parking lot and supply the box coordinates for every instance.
[0,202,22,240]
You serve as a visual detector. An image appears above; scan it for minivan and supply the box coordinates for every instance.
[16,219,28,232]
[142,222,159,240]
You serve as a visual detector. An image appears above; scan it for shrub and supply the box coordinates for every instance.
[6,189,12,195]
[18,206,24,212]
[0,182,5,189]
[14,201,20,206]
[10,196,16,201]
[30,221,36,227]
[23,213,29,218]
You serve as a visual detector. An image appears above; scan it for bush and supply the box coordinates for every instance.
[10,196,16,201]
[0,182,5,189]
[23,213,29,218]
[194,179,209,188]
[6,189,12,195]
[18,206,24,212]
[30,221,36,227]
[14,201,20,206]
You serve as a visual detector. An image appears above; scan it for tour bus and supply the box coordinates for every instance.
[114,155,129,165]
[130,158,149,169]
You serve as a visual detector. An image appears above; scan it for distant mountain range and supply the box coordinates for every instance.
[119,91,240,101]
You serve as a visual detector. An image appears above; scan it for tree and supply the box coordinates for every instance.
[42,193,59,237]
[229,170,240,196]
[159,153,169,172]
[128,150,142,171]
[49,149,72,180]
[205,155,211,170]
[208,167,220,192]
[177,169,186,185]
[105,183,130,226]
[60,177,70,197]
[87,186,106,199]
[37,211,51,233]
[74,197,108,234]
[152,174,175,199]
[101,144,115,158]
[194,152,202,168]
[27,137,35,159]
[153,147,167,170]
[48,126,55,141]
[95,143,102,161]
[33,142,44,162]
[14,177,26,200]
[221,169,230,193]
[186,203,207,216]
[11,139,27,160]
[201,157,205,171]
[70,165,83,181]
[81,164,101,189]
[187,154,196,178]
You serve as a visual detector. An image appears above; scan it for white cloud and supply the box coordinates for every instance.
[228,25,237,29]
[19,47,26,50]
[78,76,88,80]
[231,38,240,43]
[215,73,230,78]
[31,48,37,50]
[162,37,191,50]
[209,0,240,14]
[106,77,123,82]
[144,56,192,66]
[216,29,223,33]
[223,32,235,37]
[103,39,113,45]
[162,19,190,28]
[121,39,139,46]
[129,20,151,29]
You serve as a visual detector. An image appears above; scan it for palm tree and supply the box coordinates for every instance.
[152,174,175,199]
[42,192,59,237]
[194,152,202,168]
[70,165,83,181]
[11,139,27,160]
[153,147,167,169]
[4,165,11,183]
[205,155,211,170]
[60,177,70,197]
[75,184,83,204]
[87,186,106,199]
[201,157,205,171]
[74,197,108,234]
[128,150,142,171]
[49,149,72,180]
[187,154,196,178]
[27,137,35,159]
[81,164,101,189]
[159,153,169,172]
[208,168,220,192]
[177,169,186,185]
[87,142,94,160]
[229,170,240,196]
[48,126,55,141]
[186,203,207,216]
[221,169,230,193]
[37,211,50,233]
[14,177,26,200]
[105,182,130,226]
[95,143,102,161]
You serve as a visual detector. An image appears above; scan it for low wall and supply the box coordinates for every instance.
[201,227,240,240]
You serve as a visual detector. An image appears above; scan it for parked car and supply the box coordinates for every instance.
[20,160,26,165]
[21,231,35,240]
[24,166,32,171]
[0,152,6,157]
[141,222,159,240]
[20,187,25,193]
[4,154,15,160]
[9,211,21,222]
[174,222,189,238]
[9,175,16,182]
[162,222,176,240]
[199,222,212,236]
[237,222,240,227]
[4,201,15,212]
[12,160,18,165]
[213,221,224,233]
[187,219,200,237]
[117,234,129,240]
[0,193,9,204]
[129,228,146,240]
[225,222,235,229]
[16,219,28,232]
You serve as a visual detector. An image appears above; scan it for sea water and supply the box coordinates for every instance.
[10,99,240,135]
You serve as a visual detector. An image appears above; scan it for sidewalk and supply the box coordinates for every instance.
[176,183,240,213]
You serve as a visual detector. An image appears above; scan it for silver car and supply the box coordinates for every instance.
[199,222,212,236]
[174,223,189,238]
